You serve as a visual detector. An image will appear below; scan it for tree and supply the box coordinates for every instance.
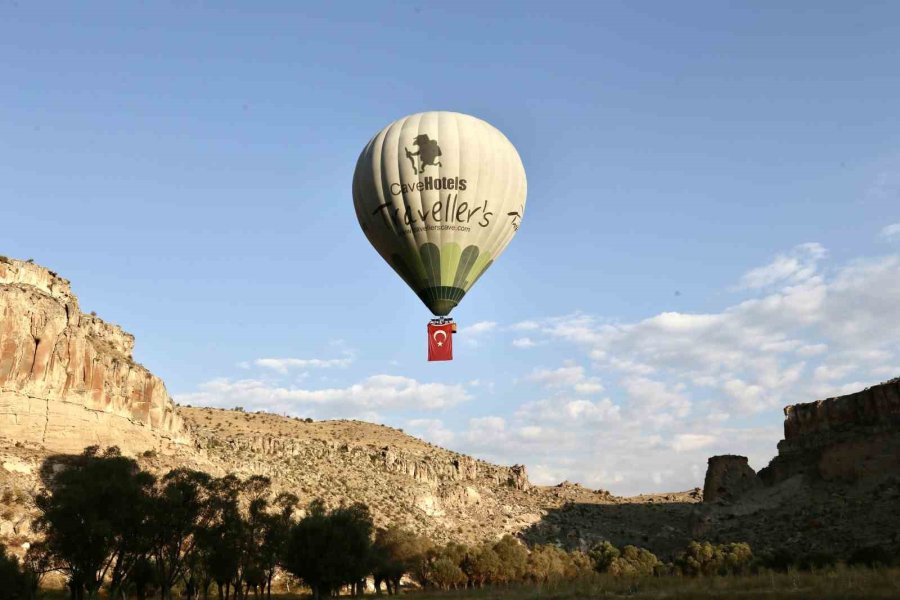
[427,557,466,590]
[128,557,157,600]
[23,543,55,600]
[0,548,29,600]
[526,544,572,583]
[34,447,155,600]
[281,500,373,600]
[258,492,298,599]
[149,469,214,600]
[493,535,528,584]
[372,525,431,594]
[192,475,242,600]
[462,543,502,588]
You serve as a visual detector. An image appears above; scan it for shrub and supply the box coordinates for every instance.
[608,545,660,577]
[676,541,753,576]
[589,541,620,573]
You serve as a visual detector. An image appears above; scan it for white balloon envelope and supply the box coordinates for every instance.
[352,111,527,316]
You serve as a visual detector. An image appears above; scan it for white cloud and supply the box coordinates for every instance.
[406,418,456,446]
[175,374,470,420]
[526,365,603,393]
[443,243,900,494]
[464,321,497,335]
[796,343,828,356]
[464,416,507,443]
[517,397,620,424]
[880,223,900,241]
[735,243,826,290]
[512,337,537,348]
[254,357,352,373]
[621,376,691,425]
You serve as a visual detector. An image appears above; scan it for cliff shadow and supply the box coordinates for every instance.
[519,500,699,560]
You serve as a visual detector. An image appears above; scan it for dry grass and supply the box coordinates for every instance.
[34,567,896,599]
[405,568,900,600]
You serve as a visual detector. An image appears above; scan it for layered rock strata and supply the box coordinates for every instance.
[759,378,900,483]
[0,257,188,453]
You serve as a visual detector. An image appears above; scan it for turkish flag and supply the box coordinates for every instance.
[427,322,454,361]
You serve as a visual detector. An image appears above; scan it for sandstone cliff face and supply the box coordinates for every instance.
[759,378,900,484]
[0,257,188,453]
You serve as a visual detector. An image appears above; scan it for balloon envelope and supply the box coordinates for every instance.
[352,111,527,316]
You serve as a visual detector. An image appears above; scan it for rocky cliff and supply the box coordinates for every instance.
[759,378,900,484]
[0,257,188,453]
[697,379,900,559]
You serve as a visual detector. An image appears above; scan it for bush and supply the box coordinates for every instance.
[590,541,659,577]
[675,541,753,576]
[589,541,620,573]
[609,545,660,576]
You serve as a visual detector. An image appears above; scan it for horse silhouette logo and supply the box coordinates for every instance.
[404,134,442,174]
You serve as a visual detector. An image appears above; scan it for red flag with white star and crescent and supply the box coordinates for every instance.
[427,322,453,361]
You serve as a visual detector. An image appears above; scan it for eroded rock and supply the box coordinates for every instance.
[0,258,189,454]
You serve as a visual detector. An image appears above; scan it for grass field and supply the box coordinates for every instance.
[33,567,900,600]
[408,568,900,600]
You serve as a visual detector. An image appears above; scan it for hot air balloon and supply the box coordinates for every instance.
[352,111,527,360]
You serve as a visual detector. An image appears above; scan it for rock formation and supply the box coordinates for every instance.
[0,257,188,454]
[759,378,900,484]
[702,455,760,503]
[696,378,900,559]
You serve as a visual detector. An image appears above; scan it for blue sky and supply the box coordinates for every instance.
[2,2,899,494]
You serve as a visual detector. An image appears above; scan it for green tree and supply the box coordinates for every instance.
[149,469,214,600]
[128,557,157,600]
[258,492,298,599]
[281,500,374,600]
[193,475,242,600]
[427,557,466,590]
[34,447,155,600]
[0,548,29,600]
[462,543,502,588]
[493,535,528,584]
[372,525,431,595]
[526,544,571,583]
[237,475,274,599]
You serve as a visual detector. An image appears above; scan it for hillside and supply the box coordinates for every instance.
[2,257,899,565]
